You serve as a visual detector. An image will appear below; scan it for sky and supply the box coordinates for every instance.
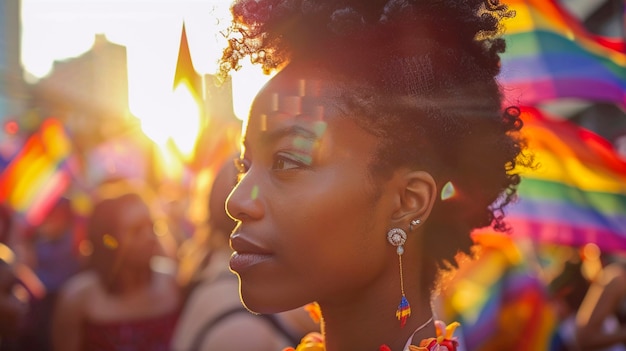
[20,0,271,140]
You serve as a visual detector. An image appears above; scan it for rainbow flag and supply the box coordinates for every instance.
[499,0,626,107]
[499,106,626,252]
[438,233,558,351]
[0,118,74,226]
[395,295,411,328]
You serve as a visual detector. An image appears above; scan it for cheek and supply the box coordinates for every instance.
[278,183,388,288]
[121,233,157,255]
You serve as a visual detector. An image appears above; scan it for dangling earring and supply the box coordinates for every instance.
[387,227,410,328]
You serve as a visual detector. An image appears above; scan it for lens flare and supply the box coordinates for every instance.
[103,234,119,249]
[441,181,456,200]
[0,243,15,264]
[251,185,259,200]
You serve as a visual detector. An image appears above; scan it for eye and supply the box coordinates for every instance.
[233,157,249,174]
[272,153,305,171]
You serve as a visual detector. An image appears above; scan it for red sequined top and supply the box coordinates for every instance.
[81,311,179,351]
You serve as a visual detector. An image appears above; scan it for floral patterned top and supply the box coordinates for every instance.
[282,319,460,351]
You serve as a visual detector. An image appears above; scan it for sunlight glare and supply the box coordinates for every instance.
[231,63,274,121]
[140,85,201,160]
[169,85,202,158]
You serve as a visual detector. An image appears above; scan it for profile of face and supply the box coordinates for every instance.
[226,64,403,314]
[209,159,238,236]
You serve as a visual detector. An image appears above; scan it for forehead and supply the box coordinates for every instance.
[118,198,150,224]
[245,66,341,139]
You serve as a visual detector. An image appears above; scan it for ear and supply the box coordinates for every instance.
[391,170,437,225]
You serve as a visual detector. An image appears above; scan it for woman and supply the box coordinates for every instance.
[51,183,181,351]
[172,158,318,351]
[219,1,526,350]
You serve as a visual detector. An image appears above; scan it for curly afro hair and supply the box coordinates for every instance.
[220,0,530,289]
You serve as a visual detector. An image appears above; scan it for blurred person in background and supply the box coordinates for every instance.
[15,197,83,351]
[51,180,181,351]
[575,252,626,351]
[0,204,29,351]
[171,158,318,351]
[548,251,591,351]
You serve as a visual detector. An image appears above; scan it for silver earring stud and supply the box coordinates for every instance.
[409,219,421,231]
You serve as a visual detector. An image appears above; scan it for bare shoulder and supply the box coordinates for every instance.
[58,270,98,301]
[152,270,182,302]
[52,271,99,327]
[172,276,291,351]
[600,262,626,291]
[172,276,241,344]
[598,262,626,283]
[198,312,290,351]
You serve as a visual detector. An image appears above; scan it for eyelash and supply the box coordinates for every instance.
[233,157,248,173]
[232,152,308,184]
[233,157,249,183]
[272,153,305,171]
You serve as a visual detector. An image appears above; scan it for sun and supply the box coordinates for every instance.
[230,63,275,121]
[138,84,201,158]
[132,61,273,151]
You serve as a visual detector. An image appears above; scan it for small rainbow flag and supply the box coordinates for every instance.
[0,118,74,226]
[499,0,626,107]
[396,295,411,328]
[498,106,626,252]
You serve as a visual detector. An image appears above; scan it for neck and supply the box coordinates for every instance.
[320,289,434,351]
[113,266,152,293]
[319,235,436,351]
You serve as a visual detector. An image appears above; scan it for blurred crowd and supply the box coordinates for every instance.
[436,233,626,351]
[0,118,623,351]
[0,159,625,351]
[0,156,319,351]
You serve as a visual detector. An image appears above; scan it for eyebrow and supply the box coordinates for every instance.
[259,125,319,146]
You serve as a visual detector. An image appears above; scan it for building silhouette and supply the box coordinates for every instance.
[32,34,134,149]
[0,0,27,135]
[0,0,623,153]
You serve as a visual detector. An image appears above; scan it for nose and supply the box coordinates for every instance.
[225,172,264,222]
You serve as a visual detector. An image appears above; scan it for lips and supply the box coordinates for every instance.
[229,232,273,273]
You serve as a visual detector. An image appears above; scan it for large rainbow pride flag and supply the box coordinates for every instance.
[499,0,626,108]
[442,106,626,350]
[501,106,626,252]
[438,233,557,351]
[0,118,74,226]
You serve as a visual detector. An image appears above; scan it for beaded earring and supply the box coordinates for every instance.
[387,219,421,328]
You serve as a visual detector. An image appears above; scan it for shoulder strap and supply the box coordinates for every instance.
[187,307,303,351]
[259,314,302,346]
[188,306,250,351]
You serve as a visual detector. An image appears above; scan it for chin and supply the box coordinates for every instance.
[241,294,284,315]
[240,289,299,315]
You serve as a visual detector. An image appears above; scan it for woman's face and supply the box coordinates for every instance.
[117,198,157,266]
[226,67,399,313]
